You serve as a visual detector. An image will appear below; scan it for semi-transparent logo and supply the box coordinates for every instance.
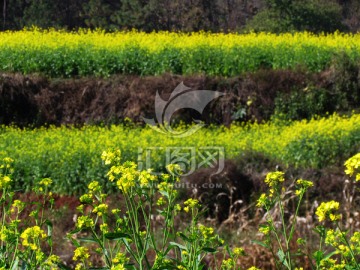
[143,82,224,138]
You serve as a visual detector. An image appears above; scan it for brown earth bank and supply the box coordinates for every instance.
[1,63,359,127]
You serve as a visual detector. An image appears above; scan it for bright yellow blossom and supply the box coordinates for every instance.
[20,226,47,251]
[344,153,360,181]
[315,201,341,222]
[264,171,285,188]
[76,216,94,229]
[73,247,90,261]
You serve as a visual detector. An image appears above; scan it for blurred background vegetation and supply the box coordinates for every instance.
[1,0,360,33]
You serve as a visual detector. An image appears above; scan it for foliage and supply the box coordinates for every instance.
[0,114,360,194]
[2,30,360,77]
[2,152,360,268]
[2,0,360,33]
[0,158,61,269]
[246,0,345,33]
[68,151,227,269]
[255,153,360,269]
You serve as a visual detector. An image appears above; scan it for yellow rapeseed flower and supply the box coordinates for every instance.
[222,258,235,268]
[233,247,245,256]
[315,201,341,222]
[92,203,108,216]
[247,267,261,270]
[344,153,360,181]
[73,247,90,261]
[198,224,214,241]
[20,226,47,251]
[76,216,94,229]
[259,225,270,235]
[0,175,11,189]
[264,171,285,188]
[39,178,52,187]
[88,181,101,193]
[256,193,267,207]
[183,198,200,212]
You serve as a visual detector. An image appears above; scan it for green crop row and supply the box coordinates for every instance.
[1,30,360,77]
[0,114,359,194]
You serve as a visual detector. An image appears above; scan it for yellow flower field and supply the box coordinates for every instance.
[1,29,360,76]
[0,113,359,194]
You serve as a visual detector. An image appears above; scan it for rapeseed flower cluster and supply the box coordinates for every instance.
[345,153,360,181]
[39,178,52,187]
[221,258,235,268]
[93,203,108,216]
[319,258,346,270]
[183,198,200,213]
[256,193,268,208]
[11,199,25,213]
[139,169,157,187]
[264,171,285,187]
[295,179,313,196]
[315,201,341,222]
[112,252,128,265]
[0,175,11,190]
[73,247,90,261]
[76,216,94,229]
[101,149,121,165]
[258,225,270,235]
[106,161,139,193]
[42,254,61,269]
[20,225,47,251]
[233,247,245,256]
[198,224,214,241]
[264,171,285,196]
[0,226,15,242]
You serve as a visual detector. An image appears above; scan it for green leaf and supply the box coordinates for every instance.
[324,250,337,260]
[79,237,98,243]
[11,257,19,270]
[57,263,72,270]
[225,245,233,258]
[178,233,192,243]
[159,190,169,197]
[202,247,217,253]
[124,264,137,270]
[313,250,324,265]
[45,219,53,235]
[68,228,82,235]
[68,237,81,248]
[104,232,131,240]
[168,242,187,251]
[251,240,270,249]
[277,249,290,268]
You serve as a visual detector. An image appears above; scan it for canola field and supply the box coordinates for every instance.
[1,29,360,77]
[1,114,359,194]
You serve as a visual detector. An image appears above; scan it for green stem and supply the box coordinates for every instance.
[123,193,142,267]
[278,194,291,269]
[336,222,360,270]
[9,212,20,269]
[162,186,175,250]
[91,227,112,267]
[264,203,287,268]
[288,192,304,242]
